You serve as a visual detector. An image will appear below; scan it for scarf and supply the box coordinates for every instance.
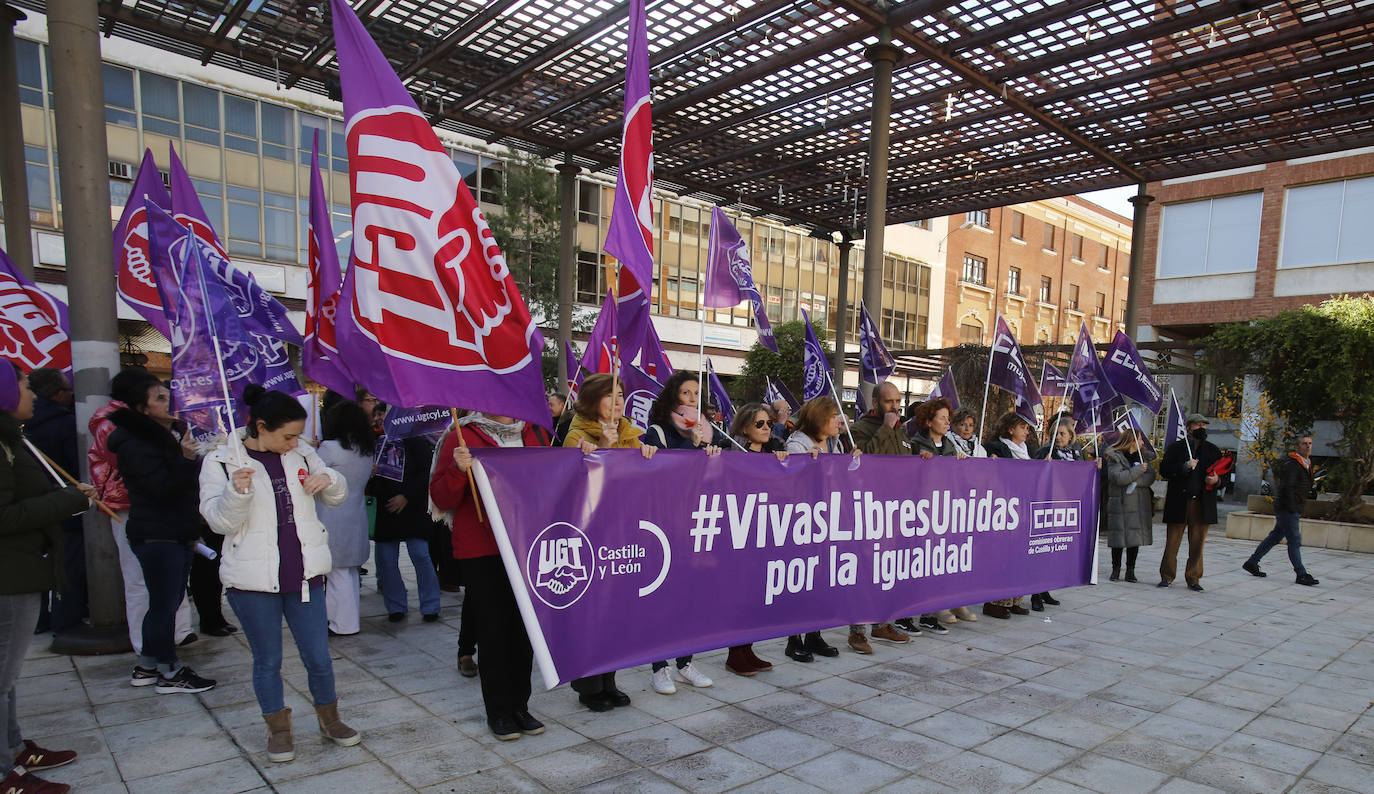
[999,437,1030,460]
[458,413,526,447]
[950,434,976,456]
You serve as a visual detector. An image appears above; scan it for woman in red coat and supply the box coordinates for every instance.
[430,413,550,741]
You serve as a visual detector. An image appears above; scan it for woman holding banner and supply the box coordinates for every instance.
[948,409,987,459]
[1,365,93,794]
[902,398,962,635]
[722,403,786,675]
[1104,429,1156,583]
[200,387,358,763]
[316,402,376,635]
[643,372,720,693]
[982,412,1033,619]
[562,374,651,710]
[431,412,551,741]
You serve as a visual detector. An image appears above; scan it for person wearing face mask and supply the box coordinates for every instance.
[562,374,654,711]
[1158,413,1222,591]
[200,386,357,763]
[1244,435,1319,586]
[643,372,721,694]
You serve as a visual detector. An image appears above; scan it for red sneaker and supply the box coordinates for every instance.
[1,768,71,794]
[13,740,77,772]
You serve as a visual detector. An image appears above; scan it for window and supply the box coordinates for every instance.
[227,185,261,257]
[1010,210,1024,240]
[16,39,42,106]
[331,204,351,265]
[330,120,348,174]
[140,73,180,136]
[224,95,258,154]
[260,103,292,161]
[182,83,220,145]
[908,218,930,230]
[297,113,327,166]
[1067,284,1080,311]
[25,145,50,212]
[1039,276,1053,303]
[961,254,987,285]
[478,157,503,204]
[1158,193,1262,277]
[1119,299,1128,324]
[264,191,296,261]
[578,180,600,224]
[967,209,990,228]
[1007,267,1021,295]
[1071,233,1084,261]
[193,179,224,237]
[1043,221,1057,252]
[576,250,601,304]
[1099,242,1110,269]
[103,65,136,127]
[960,323,983,344]
[1281,176,1374,269]
[451,151,478,193]
[1094,291,1106,317]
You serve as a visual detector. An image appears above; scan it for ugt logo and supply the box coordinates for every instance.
[526,522,594,609]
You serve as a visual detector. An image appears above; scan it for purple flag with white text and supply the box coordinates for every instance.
[329,0,550,429]
[704,207,776,352]
[1102,330,1162,413]
[705,359,735,427]
[857,303,895,383]
[620,364,663,432]
[988,315,1041,424]
[1165,389,1187,447]
[384,405,454,439]
[929,368,960,411]
[1041,361,1069,399]
[472,449,1100,686]
[1102,408,1157,461]
[0,248,71,374]
[1067,324,1117,430]
[800,309,832,401]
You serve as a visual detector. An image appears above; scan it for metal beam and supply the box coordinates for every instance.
[283,0,389,89]
[199,0,254,65]
[397,0,522,80]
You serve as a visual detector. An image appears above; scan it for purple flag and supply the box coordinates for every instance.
[620,364,663,432]
[145,205,304,400]
[563,339,580,394]
[113,149,173,338]
[929,368,960,411]
[615,279,652,367]
[577,291,620,382]
[1102,408,1157,461]
[329,0,550,429]
[704,207,776,353]
[765,376,800,413]
[1102,330,1163,413]
[1165,389,1187,448]
[1040,361,1069,399]
[0,247,71,373]
[384,405,453,439]
[602,0,655,301]
[1076,393,1124,435]
[705,359,735,427]
[988,315,1041,424]
[800,309,833,401]
[854,382,868,422]
[639,318,674,382]
[857,303,894,383]
[1067,323,1117,430]
[304,132,356,396]
[471,448,1100,686]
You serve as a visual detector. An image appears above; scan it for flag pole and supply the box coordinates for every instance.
[826,373,856,450]
[449,409,484,524]
[1172,387,1193,459]
[977,314,999,441]
[209,333,246,470]
[22,438,118,519]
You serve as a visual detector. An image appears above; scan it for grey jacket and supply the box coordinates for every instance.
[315,441,375,569]
[1104,447,1156,549]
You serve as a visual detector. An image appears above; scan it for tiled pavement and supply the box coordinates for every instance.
[17,522,1374,793]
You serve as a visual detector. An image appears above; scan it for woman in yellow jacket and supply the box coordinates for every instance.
[561,373,653,711]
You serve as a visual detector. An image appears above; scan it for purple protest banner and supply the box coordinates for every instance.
[1102,330,1163,413]
[374,436,406,482]
[639,320,674,382]
[304,132,356,397]
[1102,407,1157,460]
[704,207,776,353]
[577,290,620,381]
[1165,389,1187,448]
[384,405,453,439]
[602,0,655,301]
[472,449,1099,686]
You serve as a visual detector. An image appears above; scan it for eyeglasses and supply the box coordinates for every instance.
[752,419,769,429]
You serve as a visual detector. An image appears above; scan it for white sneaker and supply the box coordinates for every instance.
[652,667,676,694]
[672,662,713,688]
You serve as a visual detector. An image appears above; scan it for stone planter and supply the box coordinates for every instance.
[1225,511,1374,553]
[1243,495,1338,519]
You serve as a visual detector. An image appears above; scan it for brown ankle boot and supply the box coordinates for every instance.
[315,701,361,747]
[725,646,756,676]
[263,707,295,762]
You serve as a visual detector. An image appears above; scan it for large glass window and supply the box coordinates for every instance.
[298,113,328,166]
[103,64,136,127]
[140,73,180,137]
[1043,221,1057,252]
[227,185,261,257]
[16,39,42,106]
[1010,210,1024,240]
[1158,193,1262,277]
[25,145,50,212]
[967,209,990,228]
[261,103,292,161]
[1039,276,1053,303]
[452,151,478,193]
[264,191,296,261]
[224,95,258,154]
[330,120,348,173]
[576,250,601,304]
[1008,266,1021,295]
[478,157,503,204]
[961,254,986,285]
[192,179,224,234]
[1281,176,1374,269]
[578,180,600,224]
[1067,283,1080,311]
[182,83,220,145]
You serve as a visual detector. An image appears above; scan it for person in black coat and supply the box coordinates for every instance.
[107,380,216,692]
[1157,413,1222,592]
[24,368,85,635]
[367,435,443,622]
[1244,435,1319,586]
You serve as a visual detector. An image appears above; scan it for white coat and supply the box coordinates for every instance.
[199,438,347,596]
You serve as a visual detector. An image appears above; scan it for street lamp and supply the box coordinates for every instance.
[937,220,976,252]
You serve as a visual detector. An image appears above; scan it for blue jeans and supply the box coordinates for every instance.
[226,585,336,715]
[131,540,194,670]
[1249,511,1307,575]
[375,540,441,615]
[0,594,40,774]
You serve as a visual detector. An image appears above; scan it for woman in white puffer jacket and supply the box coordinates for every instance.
[199,386,355,765]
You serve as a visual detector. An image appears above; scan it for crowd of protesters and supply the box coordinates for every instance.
[0,357,1296,788]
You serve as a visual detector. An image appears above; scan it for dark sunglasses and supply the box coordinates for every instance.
[753,419,770,429]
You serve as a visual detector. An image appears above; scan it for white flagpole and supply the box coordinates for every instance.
[826,372,856,450]
[1171,387,1193,459]
[977,313,999,441]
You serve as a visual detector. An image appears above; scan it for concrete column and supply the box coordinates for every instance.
[557,161,579,391]
[48,0,129,654]
[0,5,33,276]
[831,236,853,381]
[1124,184,1155,338]
[860,29,900,404]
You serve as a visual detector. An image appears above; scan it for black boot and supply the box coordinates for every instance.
[1124,568,1138,583]
[784,635,814,663]
[802,631,839,657]
[1109,568,1120,582]
[1030,593,1044,612]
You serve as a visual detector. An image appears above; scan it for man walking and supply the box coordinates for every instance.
[1158,413,1221,591]
[1244,435,1319,586]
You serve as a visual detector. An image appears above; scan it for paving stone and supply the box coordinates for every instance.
[781,748,904,794]
[906,709,1007,749]
[975,730,1082,774]
[517,742,637,791]
[726,726,836,771]
[650,747,771,794]
[917,750,1038,793]
[600,721,711,766]
[1050,753,1170,794]
[124,757,267,794]
[1179,752,1299,794]
[1211,732,1323,775]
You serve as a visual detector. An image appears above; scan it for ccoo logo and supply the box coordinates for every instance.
[526,522,594,609]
